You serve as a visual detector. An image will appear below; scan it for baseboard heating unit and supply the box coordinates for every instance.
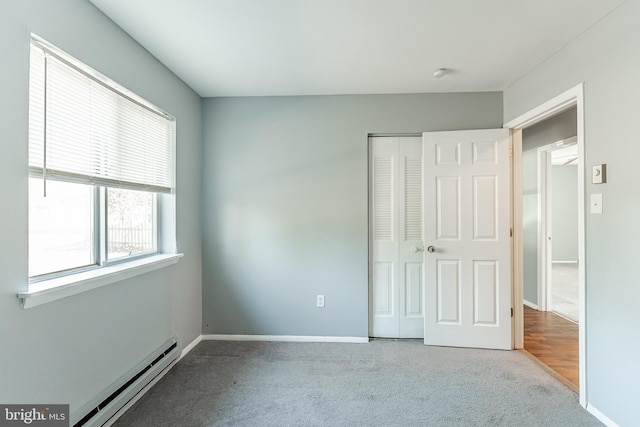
[72,337,179,427]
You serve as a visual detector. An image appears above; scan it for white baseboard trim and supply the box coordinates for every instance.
[202,334,369,343]
[552,260,578,264]
[523,299,538,310]
[180,334,202,360]
[586,403,619,427]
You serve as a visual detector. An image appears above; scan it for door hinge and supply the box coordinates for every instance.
[510,228,513,237]
[509,148,513,159]
[511,308,514,317]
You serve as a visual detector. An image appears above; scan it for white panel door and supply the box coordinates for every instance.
[423,129,511,349]
[370,136,424,338]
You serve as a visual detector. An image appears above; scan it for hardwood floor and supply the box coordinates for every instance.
[523,305,579,391]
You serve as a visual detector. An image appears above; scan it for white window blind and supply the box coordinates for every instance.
[29,38,174,194]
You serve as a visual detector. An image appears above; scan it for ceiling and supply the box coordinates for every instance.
[89,0,626,98]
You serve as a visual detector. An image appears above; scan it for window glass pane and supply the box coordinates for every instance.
[29,178,94,277]
[107,188,155,260]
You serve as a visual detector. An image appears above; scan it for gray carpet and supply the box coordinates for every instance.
[114,340,600,426]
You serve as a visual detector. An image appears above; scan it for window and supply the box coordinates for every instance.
[28,36,175,282]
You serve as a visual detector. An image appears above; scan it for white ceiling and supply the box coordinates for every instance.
[89,0,626,97]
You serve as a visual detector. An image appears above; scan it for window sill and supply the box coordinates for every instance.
[18,253,183,309]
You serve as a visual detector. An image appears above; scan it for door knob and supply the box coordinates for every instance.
[427,246,436,253]
[411,246,424,253]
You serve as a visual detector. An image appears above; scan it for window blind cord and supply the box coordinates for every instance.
[43,52,48,197]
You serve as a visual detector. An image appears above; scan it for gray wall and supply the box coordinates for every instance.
[521,108,576,305]
[521,150,538,304]
[202,93,503,337]
[552,165,578,262]
[504,0,640,423]
[0,0,202,420]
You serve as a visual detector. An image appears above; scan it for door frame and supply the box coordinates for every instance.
[537,137,578,313]
[538,148,552,312]
[505,83,586,407]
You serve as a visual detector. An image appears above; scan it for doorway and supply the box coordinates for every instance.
[539,138,580,323]
[506,84,586,406]
[523,122,580,391]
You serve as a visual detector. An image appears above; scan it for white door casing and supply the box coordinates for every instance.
[369,136,424,338]
[423,129,511,350]
[505,83,585,407]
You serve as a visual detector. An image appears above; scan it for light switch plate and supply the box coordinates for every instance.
[592,164,607,184]
[591,193,603,214]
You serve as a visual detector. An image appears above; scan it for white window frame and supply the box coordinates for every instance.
[19,35,182,309]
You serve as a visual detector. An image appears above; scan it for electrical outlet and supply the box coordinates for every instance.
[316,295,325,308]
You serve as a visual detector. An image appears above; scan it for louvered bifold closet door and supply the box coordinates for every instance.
[398,138,424,338]
[370,137,424,338]
[370,138,397,338]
